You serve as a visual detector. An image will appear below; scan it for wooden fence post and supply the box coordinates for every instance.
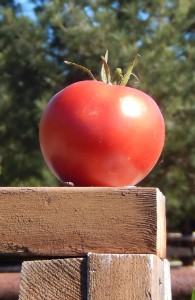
[0,187,171,299]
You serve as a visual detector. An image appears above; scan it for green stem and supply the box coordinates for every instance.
[120,54,139,86]
[64,51,139,86]
[112,68,123,85]
[101,55,111,84]
[64,61,96,81]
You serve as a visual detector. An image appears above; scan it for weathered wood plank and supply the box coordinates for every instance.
[0,187,166,257]
[19,258,87,300]
[3,267,187,300]
[19,255,171,300]
[163,259,172,300]
[88,253,171,300]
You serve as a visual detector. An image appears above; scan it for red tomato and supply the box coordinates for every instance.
[39,80,165,186]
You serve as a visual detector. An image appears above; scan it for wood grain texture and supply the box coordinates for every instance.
[19,258,87,300]
[88,253,170,300]
[0,187,166,257]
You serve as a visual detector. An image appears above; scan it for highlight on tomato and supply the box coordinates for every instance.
[39,52,165,187]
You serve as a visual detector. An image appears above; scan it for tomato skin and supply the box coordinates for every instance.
[39,80,165,186]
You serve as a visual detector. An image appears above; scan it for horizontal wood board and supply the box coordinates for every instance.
[0,187,166,257]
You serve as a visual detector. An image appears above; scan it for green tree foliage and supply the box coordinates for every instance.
[0,0,195,230]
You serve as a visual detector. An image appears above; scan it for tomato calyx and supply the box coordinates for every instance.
[64,51,139,86]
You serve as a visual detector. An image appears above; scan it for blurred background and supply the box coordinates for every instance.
[1,0,195,233]
[0,0,195,298]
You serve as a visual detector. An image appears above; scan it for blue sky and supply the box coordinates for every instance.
[15,0,36,19]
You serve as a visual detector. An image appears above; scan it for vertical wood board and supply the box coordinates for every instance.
[19,258,87,300]
[163,259,172,300]
[88,253,170,300]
